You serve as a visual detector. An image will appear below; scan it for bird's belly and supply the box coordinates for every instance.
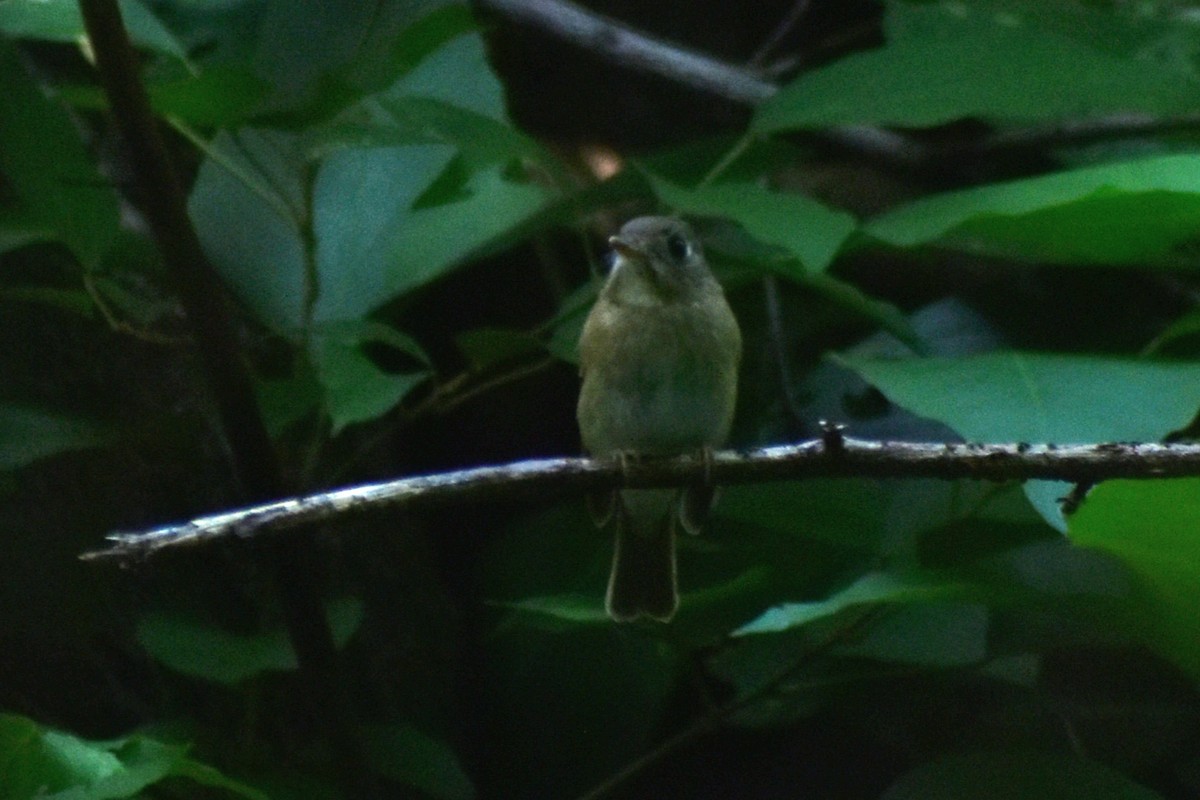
[579,348,735,455]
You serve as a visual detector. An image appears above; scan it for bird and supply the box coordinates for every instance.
[576,216,742,622]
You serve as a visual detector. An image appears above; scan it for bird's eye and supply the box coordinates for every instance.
[665,232,691,263]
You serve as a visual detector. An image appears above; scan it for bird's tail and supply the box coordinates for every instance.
[605,489,678,622]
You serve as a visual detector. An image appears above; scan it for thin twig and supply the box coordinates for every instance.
[749,0,812,68]
[761,275,806,433]
[84,438,1200,563]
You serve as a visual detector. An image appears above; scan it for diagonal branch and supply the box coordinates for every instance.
[475,0,1200,167]
[476,0,776,104]
[84,437,1200,563]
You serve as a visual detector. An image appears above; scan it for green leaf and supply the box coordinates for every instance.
[136,598,364,684]
[837,351,1200,530]
[0,0,187,58]
[188,128,309,332]
[497,593,610,627]
[735,570,972,636]
[309,320,431,432]
[251,0,464,114]
[1143,310,1200,355]
[838,602,989,667]
[364,725,475,800]
[1069,479,1200,680]
[313,153,548,320]
[754,1,1200,132]
[0,38,122,268]
[883,751,1163,800]
[0,405,111,471]
[865,154,1200,267]
[384,28,505,120]
[315,95,548,169]
[0,713,266,799]
[310,28,557,170]
[836,352,1200,444]
[254,362,324,438]
[0,207,51,254]
[648,173,857,274]
[310,143,455,320]
[149,67,269,127]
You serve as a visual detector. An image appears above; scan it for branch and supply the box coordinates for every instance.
[474,0,1200,171]
[79,0,280,497]
[79,4,374,794]
[475,0,776,104]
[84,437,1200,563]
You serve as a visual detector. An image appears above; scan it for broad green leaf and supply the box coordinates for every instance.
[735,570,972,635]
[840,602,989,667]
[0,405,111,471]
[311,143,455,320]
[649,174,856,274]
[754,1,1200,132]
[384,29,506,121]
[189,128,309,331]
[865,154,1200,267]
[136,598,364,684]
[314,155,548,320]
[0,38,122,268]
[883,751,1163,800]
[1069,479,1200,680]
[0,0,187,59]
[251,0,466,115]
[149,67,269,127]
[0,713,265,799]
[309,320,431,432]
[364,725,475,800]
[314,95,547,169]
[309,28,552,170]
[837,353,1200,445]
[837,352,1200,530]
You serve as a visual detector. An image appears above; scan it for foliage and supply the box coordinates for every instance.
[2,0,1200,798]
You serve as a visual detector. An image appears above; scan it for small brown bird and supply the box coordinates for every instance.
[576,217,742,622]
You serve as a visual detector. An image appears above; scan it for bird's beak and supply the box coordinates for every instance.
[608,236,645,261]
